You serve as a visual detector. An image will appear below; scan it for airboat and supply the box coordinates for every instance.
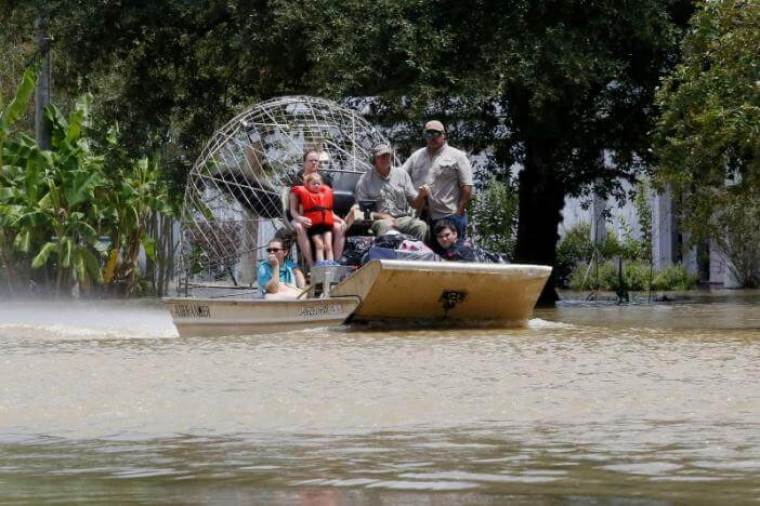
[164,96,550,337]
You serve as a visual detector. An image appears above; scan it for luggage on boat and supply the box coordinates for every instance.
[340,236,375,266]
[362,242,441,264]
[473,246,509,264]
[373,231,414,250]
[364,246,397,262]
[397,240,440,262]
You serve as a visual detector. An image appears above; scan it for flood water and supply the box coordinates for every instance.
[1,294,759,505]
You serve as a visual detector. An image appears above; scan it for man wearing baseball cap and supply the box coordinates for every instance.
[400,120,473,239]
[353,143,429,241]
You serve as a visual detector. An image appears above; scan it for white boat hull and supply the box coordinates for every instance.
[164,297,359,337]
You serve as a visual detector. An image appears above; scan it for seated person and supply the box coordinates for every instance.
[353,144,429,242]
[434,219,475,262]
[291,173,336,266]
[289,150,345,268]
[257,239,306,299]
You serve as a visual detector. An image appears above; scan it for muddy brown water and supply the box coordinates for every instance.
[1,294,758,505]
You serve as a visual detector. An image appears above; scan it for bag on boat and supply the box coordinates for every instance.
[373,231,414,250]
[396,240,441,262]
[363,246,397,263]
[340,236,375,266]
[398,239,431,253]
[473,246,509,264]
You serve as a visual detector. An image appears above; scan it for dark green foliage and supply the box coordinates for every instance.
[555,222,643,288]
[651,264,698,291]
[555,223,594,287]
[569,260,696,291]
[654,0,759,287]
[0,70,175,296]
[655,0,759,196]
[470,176,518,258]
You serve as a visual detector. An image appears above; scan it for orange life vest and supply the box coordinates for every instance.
[291,185,334,227]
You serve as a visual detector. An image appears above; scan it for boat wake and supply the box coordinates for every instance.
[0,300,178,341]
[0,322,178,341]
[527,318,577,330]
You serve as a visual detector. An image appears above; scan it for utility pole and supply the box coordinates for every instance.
[35,12,51,150]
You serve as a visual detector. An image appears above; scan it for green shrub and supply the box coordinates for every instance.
[652,265,698,291]
[470,176,518,259]
[557,222,643,288]
[556,223,593,287]
[568,261,697,292]
[558,223,593,262]
[624,262,654,291]
[569,261,618,291]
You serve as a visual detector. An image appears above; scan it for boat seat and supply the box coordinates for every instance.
[333,190,355,216]
[325,170,362,216]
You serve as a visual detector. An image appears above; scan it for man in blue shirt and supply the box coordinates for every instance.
[257,239,306,299]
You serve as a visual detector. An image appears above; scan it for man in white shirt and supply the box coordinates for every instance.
[401,120,473,238]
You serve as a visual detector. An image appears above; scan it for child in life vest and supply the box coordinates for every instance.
[290,172,335,266]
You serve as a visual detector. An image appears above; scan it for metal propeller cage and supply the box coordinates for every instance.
[179,96,388,291]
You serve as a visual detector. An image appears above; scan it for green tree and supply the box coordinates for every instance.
[101,148,174,296]
[654,0,759,286]
[7,97,107,295]
[655,0,759,193]
[1,85,175,296]
[634,179,653,264]
[0,65,38,292]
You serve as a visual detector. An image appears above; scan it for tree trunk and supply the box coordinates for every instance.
[145,213,157,295]
[0,232,18,296]
[157,214,174,297]
[514,137,566,306]
[122,228,144,297]
[165,216,175,296]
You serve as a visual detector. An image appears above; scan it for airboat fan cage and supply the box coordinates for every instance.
[179,95,388,288]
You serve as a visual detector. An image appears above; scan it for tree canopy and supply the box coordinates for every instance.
[653,0,759,286]
[655,0,759,191]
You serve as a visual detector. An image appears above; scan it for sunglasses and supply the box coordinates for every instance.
[424,130,443,139]
[266,247,283,253]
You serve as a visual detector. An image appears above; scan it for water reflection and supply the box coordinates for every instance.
[0,297,759,504]
[2,425,759,504]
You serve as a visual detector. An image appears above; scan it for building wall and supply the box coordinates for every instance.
[560,179,643,242]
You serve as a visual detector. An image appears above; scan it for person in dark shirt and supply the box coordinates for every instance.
[434,219,475,262]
